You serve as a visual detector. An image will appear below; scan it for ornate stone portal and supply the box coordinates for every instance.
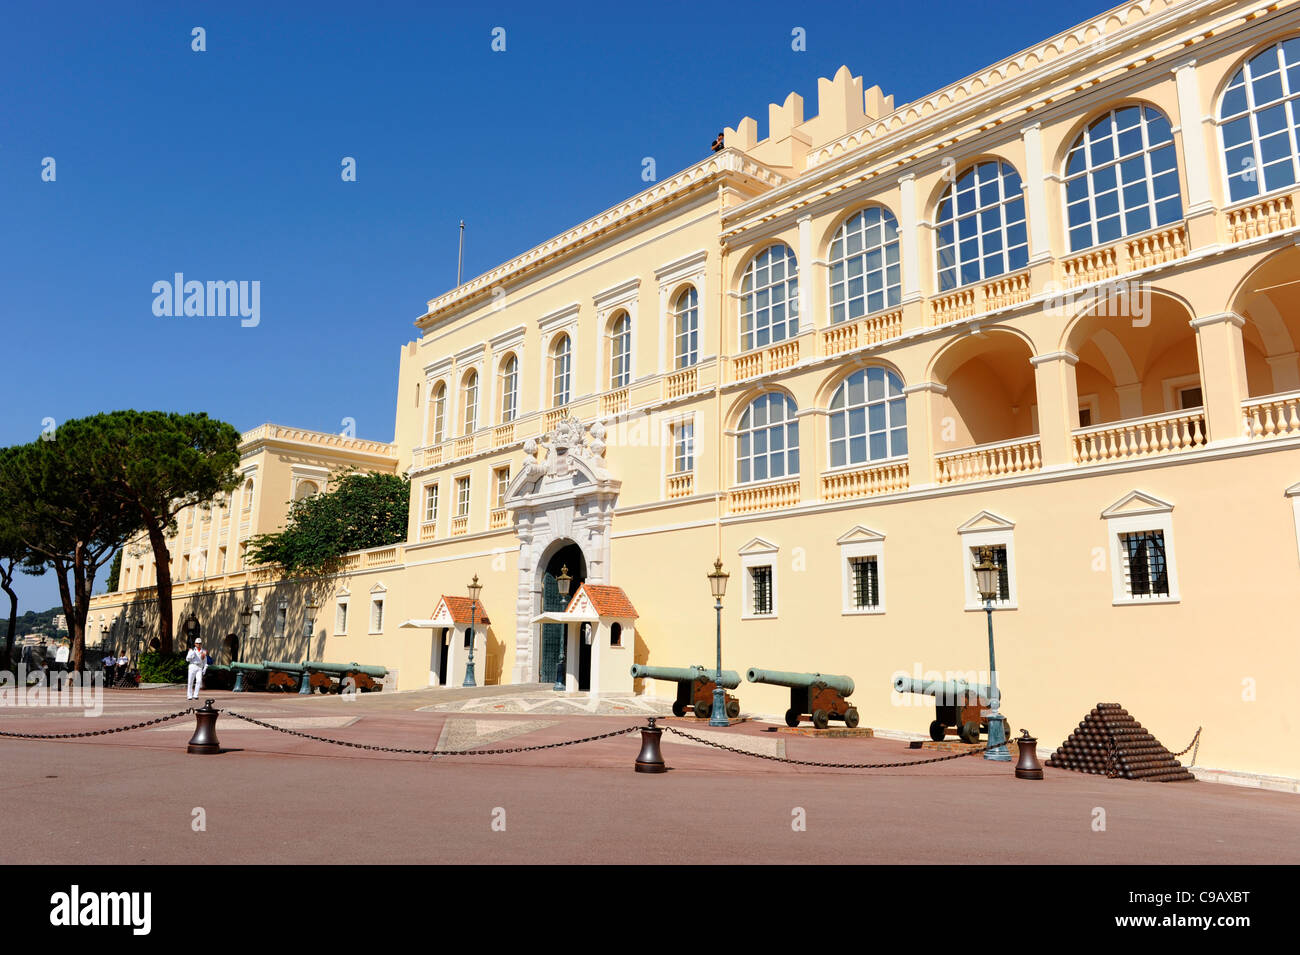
[503,417,620,684]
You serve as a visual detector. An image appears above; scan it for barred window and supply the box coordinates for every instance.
[1220,37,1300,202]
[335,601,349,635]
[1065,105,1182,251]
[1120,530,1170,598]
[850,556,879,610]
[370,599,384,633]
[740,244,799,351]
[750,565,773,616]
[936,161,1028,291]
[829,207,901,323]
[673,287,699,369]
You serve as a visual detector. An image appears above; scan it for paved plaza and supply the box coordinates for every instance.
[1,686,1297,865]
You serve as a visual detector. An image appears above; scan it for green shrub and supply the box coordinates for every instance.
[138,651,187,684]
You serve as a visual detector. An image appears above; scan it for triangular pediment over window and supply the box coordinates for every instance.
[737,536,779,556]
[1101,490,1173,519]
[957,510,1015,534]
[836,525,885,545]
[369,581,387,595]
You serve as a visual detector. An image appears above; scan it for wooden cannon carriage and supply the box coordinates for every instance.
[892,675,1004,743]
[747,668,859,729]
[630,664,740,719]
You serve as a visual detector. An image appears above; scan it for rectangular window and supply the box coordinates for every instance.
[1120,531,1170,598]
[456,477,471,517]
[276,606,287,638]
[673,422,694,473]
[217,546,227,573]
[750,565,773,616]
[423,483,439,524]
[370,599,385,633]
[336,601,349,635]
[495,466,511,508]
[850,556,879,609]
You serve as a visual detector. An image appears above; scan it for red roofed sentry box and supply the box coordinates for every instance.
[558,583,636,694]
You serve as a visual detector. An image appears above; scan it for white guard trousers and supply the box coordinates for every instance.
[187,664,205,699]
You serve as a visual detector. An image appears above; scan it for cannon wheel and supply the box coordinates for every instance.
[929,720,946,742]
[693,702,712,719]
[784,709,801,728]
[671,701,686,718]
[844,707,860,729]
[960,720,981,744]
[725,699,740,720]
[812,709,830,730]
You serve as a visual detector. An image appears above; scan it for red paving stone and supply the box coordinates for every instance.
[1,689,1296,864]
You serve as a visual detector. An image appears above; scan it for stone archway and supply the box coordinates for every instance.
[503,417,620,685]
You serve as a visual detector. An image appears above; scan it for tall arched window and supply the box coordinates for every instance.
[736,393,800,484]
[673,287,698,369]
[829,367,907,468]
[499,354,518,423]
[1065,105,1182,250]
[431,383,446,443]
[741,244,799,351]
[935,161,1028,291]
[829,208,901,323]
[609,312,631,388]
[551,334,571,408]
[1220,37,1300,201]
[241,478,254,510]
[462,371,478,434]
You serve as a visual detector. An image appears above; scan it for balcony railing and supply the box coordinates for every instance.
[1072,409,1206,465]
[544,408,567,431]
[728,478,801,514]
[666,366,698,399]
[1061,246,1120,288]
[601,388,629,415]
[366,547,399,567]
[666,472,694,499]
[493,423,515,447]
[1224,194,1295,244]
[936,436,1042,484]
[930,287,977,325]
[1243,390,1300,440]
[455,435,475,458]
[451,515,469,536]
[821,460,909,500]
[419,522,438,542]
[822,309,904,356]
[1126,224,1187,269]
[733,338,801,380]
[982,271,1032,311]
[489,507,510,530]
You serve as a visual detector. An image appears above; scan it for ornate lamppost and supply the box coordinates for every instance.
[973,546,1011,761]
[463,574,482,687]
[707,558,730,727]
[239,607,251,663]
[304,596,318,640]
[552,565,571,691]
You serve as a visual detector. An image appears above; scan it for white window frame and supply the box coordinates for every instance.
[1161,374,1203,413]
[494,465,511,509]
[739,538,780,620]
[935,160,1028,292]
[455,474,471,518]
[1103,493,1180,605]
[672,286,699,369]
[672,419,695,474]
[1217,37,1300,203]
[499,353,518,423]
[740,244,800,352]
[838,527,886,615]
[828,206,902,324]
[958,515,1018,611]
[369,587,386,635]
[431,383,447,443]
[422,482,439,526]
[608,311,632,389]
[462,370,479,435]
[335,598,349,635]
[551,334,572,408]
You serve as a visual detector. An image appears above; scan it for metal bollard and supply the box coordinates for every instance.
[187,699,222,754]
[635,717,667,773]
[1015,728,1044,780]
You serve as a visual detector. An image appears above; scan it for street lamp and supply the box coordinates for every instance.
[973,546,1010,761]
[239,607,251,663]
[552,565,571,691]
[463,574,482,687]
[304,596,319,640]
[707,558,730,727]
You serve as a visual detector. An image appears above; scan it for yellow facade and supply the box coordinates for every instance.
[92,0,1300,780]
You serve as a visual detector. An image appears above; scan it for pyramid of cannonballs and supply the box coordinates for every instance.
[1045,703,1195,782]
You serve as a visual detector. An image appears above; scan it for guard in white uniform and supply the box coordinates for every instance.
[185,639,208,700]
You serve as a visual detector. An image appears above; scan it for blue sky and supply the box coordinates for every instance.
[1,0,1112,613]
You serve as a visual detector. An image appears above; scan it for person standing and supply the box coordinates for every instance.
[185,639,208,700]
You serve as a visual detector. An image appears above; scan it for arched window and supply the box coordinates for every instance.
[241,478,254,510]
[1065,105,1181,251]
[462,371,478,434]
[295,481,319,501]
[736,393,800,484]
[673,287,699,369]
[829,367,907,467]
[935,161,1028,291]
[609,312,631,388]
[431,383,447,443]
[830,208,901,323]
[1220,37,1300,201]
[551,334,571,408]
[499,354,518,423]
[740,244,799,351]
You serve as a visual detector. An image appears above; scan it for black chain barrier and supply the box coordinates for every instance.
[1102,725,1202,777]
[224,709,640,755]
[0,708,195,740]
[663,723,1013,769]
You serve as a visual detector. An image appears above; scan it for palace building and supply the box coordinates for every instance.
[92,0,1300,781]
